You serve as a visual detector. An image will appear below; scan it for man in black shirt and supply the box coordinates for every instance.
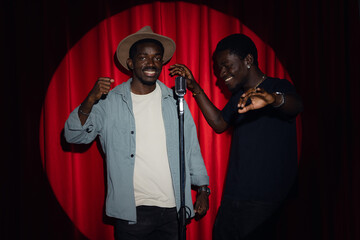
[169,34,303,239]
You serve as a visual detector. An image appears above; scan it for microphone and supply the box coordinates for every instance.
[175,76,186,97]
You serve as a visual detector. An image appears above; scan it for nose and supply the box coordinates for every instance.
[146,57,155,67]
[148,59,154,66]
[219,66,227,79]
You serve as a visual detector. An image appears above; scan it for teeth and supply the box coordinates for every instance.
[144,70,156,76]
[225,76,233,82]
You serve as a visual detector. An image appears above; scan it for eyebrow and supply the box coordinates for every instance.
[220,60,230,65]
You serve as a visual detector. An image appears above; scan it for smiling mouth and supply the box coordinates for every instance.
[143,70,157,77]
[224,76,233,82]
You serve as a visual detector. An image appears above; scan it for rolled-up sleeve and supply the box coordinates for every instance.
[64,103,105,144]
[184,103,209,187]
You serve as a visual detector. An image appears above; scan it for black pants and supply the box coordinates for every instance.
[213,197,282,240]
[114,206,179,240]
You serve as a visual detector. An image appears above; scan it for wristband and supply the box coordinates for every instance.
[273,92,285,108]
[197,186,210,196]
[79,108,90,116]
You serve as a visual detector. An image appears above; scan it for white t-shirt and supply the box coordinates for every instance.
[131,83,176,208]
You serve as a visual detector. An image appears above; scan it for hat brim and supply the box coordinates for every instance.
[116,31,176,70]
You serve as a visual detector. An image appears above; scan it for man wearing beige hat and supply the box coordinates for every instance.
[64,26,210,239]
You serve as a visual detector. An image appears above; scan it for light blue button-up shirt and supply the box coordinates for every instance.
[64,79,209,221]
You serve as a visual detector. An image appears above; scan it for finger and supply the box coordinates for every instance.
[169,64,189,72]
[172,70,188,78]
[168,66,179,72]
[237,96,245,109]
[98,79,114,94]
[169,69,183,76]
[244,89,258,98]
[98,77,114,82]
[172,63,185,68]
[99,86,111,94]
[197,207,207,216]
[195,206,202,214]
[169,63,185,69]
[238,104,254,113]
[194,202,200,213]
[238,88,260,108]
[195,201,204,211]
[98,83,112,92]
[238,95,251,109]
[168,66,182,73]
[97,79,114,89]
[168,64,178,69]
[254,88,264,93]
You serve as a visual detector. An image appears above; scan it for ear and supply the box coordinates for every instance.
[126,58,134,70]
[244,54,254,66]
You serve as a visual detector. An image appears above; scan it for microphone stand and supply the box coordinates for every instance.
[175,77,186,240]
[178,96,186,240]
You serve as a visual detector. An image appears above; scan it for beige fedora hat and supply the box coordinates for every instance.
[116,26,176,70]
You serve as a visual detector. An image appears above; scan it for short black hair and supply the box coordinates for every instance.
[214,34,259,67]
[129,38,164,60]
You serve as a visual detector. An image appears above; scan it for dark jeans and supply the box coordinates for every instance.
[213,197,282,240]
[114,206,179,240]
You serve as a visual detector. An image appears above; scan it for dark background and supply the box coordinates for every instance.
[1,0,359,239]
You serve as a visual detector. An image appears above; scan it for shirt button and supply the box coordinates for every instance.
[131,131,134,134]
[131,154,134,158]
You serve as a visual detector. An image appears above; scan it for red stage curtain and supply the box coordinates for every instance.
[39,2,299,239]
